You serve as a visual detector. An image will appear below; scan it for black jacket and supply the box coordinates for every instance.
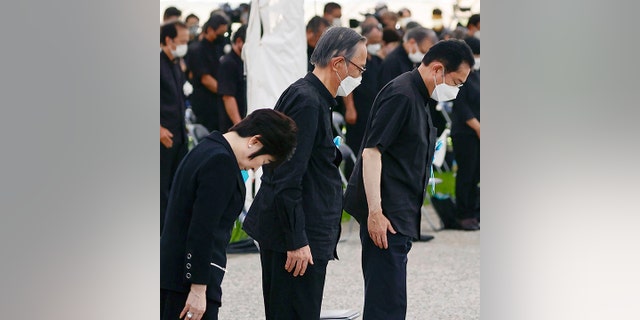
[160,51,187,143]
[243,72,343,261]
[160,132,245,303]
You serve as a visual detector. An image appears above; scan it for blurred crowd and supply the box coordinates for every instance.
[160,0,481,238]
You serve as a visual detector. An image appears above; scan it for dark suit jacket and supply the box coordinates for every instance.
[160,51,187,144]
[160,131,245,303]
[243,73,343,261]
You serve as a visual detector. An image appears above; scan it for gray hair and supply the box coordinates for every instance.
[403,27,438,46]
[310,27,366,68]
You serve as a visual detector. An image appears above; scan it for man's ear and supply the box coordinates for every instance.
[330,56,344,72]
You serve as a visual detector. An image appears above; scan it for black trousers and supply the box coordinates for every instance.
[160,289,220,320]
[259,248,328,319]
[359,224,413,320]
[160,141,187,234]
[452,134,480,220]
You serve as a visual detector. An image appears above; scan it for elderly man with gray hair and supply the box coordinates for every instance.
[243,26,367,319]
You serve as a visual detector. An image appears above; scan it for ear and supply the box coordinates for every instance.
[330,56,346,72]
[248,135,262,147]
[431,62,444,75]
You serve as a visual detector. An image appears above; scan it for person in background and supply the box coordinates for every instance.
[378,27,438,89]
[344,21,384,178]
[161,109,298,320]
[398,7,412,30]
[185,13,200,43]
[306,16,330,72]
[467,13,480,39]
[243,27,367,319]
[432,8,451,40]
[379,27,401,60]
[186,14,229,133]
[160,21,190,234]
[323,2,342,27]
[163,6,182,23]
[451,36,481,231]
[218,25,248,133]
[379,10,399,30]
[343,39,474,320]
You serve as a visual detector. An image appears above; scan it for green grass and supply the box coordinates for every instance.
[230,171,457,243]
[425,171,456,205]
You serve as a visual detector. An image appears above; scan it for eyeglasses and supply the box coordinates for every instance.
[344,57,366,74]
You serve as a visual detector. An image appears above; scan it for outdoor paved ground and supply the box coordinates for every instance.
[219,207,480,319]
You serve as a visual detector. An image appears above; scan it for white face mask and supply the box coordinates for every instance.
[336,63,362,96]
[473,57,480,70]
[474,31,480,39]
[171,44,188,58]
[367,43,381,55]
[399,17,412,28]
[332,18,342,27]
[433,19,443,29]
[431,69,460,101]
[408,44,425,63]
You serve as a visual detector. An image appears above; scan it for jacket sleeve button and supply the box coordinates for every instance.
[186,263,191,269]
[186,253,192,259]
[185,273,191,279]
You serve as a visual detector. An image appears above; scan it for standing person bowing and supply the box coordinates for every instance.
[343,39,475,320]
[160,109,297,320]
[243,27,367,319]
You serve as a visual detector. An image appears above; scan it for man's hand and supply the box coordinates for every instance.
[161,126,174,148]
[285,245,314,277]
[179,284,207,320]
[367,210,396,249]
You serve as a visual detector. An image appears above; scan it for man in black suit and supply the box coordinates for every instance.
[160,109,297,320]
[160,21,189,234]
[243,27,367,319]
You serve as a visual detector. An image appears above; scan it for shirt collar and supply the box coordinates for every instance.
[160,50,178,64]
[304,72,337,109]
[410,69,429,103]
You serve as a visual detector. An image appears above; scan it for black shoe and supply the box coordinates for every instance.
[457,218,480,231]
[417,234,435,242]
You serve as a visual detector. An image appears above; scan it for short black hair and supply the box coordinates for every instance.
[163,7,182,21]
[433,8,443,16]
[306,16,330,33]
[382,28,401,43]
[229,109,298,167]
[185,13,199,22]
[463,36,480,55]
[324,2,341,14]
[232,25,247,43]
[160,21,187,45]
[422,39,475,71]
[467,14,480,28]
[203,13,230,32]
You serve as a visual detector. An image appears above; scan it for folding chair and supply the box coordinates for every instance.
[185,108,210,148]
